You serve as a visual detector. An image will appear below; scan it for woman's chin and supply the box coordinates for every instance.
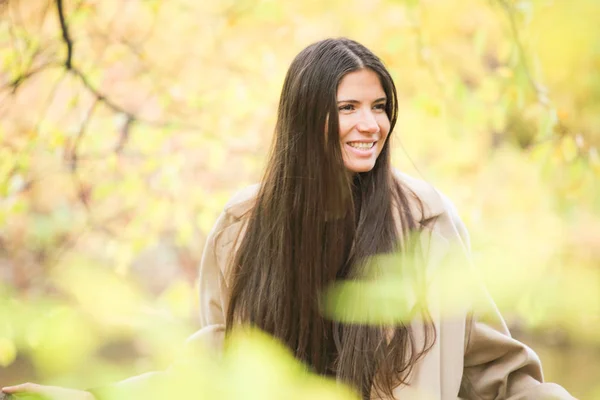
[344,161,376,174]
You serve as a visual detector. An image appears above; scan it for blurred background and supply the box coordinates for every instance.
[0,0,598,398]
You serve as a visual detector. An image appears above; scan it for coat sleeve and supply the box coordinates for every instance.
[439,196,575,400]
[186,208,232,350]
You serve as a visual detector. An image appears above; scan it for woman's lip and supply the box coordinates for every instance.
[345,142,376,157]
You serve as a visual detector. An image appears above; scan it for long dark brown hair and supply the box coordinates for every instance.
[225,38,435,399]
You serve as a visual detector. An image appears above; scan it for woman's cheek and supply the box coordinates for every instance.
[337,116,353,140]
[378,115,391,133]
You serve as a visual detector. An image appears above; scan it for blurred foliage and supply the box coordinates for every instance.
[0,0,598,398]
[88,328,361,400]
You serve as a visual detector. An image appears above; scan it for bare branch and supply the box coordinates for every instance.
[9,0,199,139]
[115,115,134,154]
[70,67,123,113]
[68,99,98,214]
[0,61,61,94]
[55,0,74,69]
[68,98,99,173]
[71,66,202,130]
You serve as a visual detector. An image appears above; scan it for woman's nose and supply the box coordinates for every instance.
[357,112,379,133]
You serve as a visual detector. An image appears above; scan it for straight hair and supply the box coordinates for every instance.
[225,38,435,399]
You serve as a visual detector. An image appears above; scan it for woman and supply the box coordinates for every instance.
[3,38,574,400]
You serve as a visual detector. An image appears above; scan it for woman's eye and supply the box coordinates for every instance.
[339,104,354,111]
[374,103,386,111]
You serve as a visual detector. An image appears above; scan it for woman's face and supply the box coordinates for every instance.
[336,68,390,173]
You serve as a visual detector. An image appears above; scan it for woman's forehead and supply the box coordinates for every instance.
[337,69,386,101]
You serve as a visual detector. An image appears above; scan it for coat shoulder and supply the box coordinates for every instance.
[222,183,261,220]
[392,169,449,222]
[207,184,259,252]
[393,169,470,250]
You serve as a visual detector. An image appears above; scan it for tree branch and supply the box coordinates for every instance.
[67,98,99,215]
[50,0,203,132]
[68,98,99,173]
[115,115,134,154]
[0,62,61,94]
[55,0,73,69]
[70,67,125,113]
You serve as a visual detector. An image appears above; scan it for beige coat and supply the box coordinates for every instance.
[101,171,575,400]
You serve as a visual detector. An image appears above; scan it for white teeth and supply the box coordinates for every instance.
[348,142,374,149]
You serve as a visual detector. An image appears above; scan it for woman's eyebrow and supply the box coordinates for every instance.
[336,97,387,104]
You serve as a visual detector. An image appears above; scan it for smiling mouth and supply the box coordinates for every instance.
[347,141,376,149]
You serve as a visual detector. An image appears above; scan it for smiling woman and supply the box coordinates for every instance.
[2,38,575,400]
[337,69,391,173]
